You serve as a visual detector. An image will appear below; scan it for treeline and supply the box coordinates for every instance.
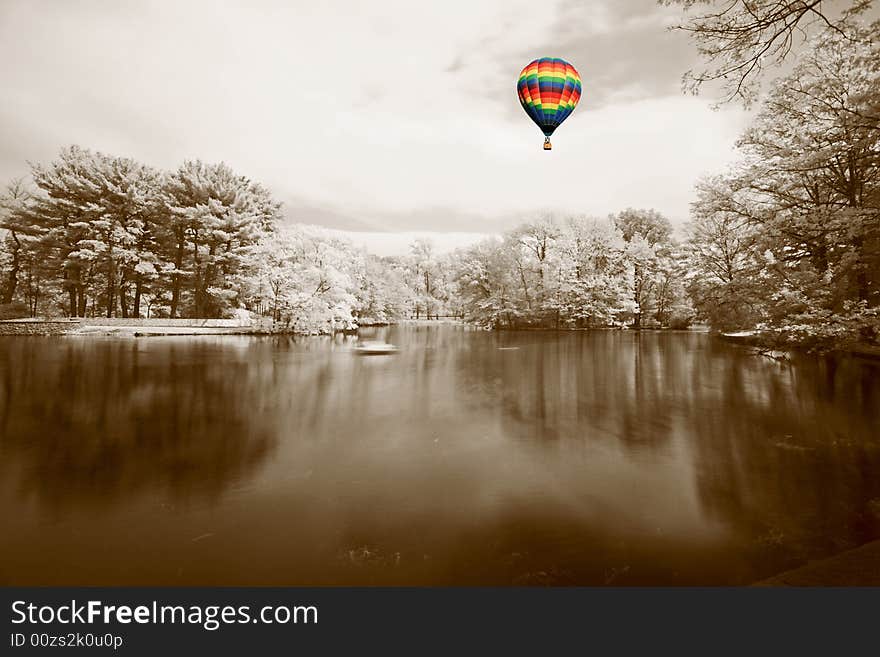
[448,211,691,329]
[683,18,880,349]
[0,150,691,333]
[0,147,411,330]
[0,154,692,332]
[0,147,280,319]
[2,16,877,346]
[252,224,411,332]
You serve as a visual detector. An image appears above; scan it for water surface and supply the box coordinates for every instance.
[1,326,879,585]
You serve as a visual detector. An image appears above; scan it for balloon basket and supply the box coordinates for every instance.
[543,137,552,151]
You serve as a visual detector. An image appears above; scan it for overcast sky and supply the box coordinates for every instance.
[0,0,752,250]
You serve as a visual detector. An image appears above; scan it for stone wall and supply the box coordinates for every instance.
[81,318,271,328]
[0,320,82,336]
[0,317,277,335]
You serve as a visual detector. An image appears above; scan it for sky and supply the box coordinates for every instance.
[0,0,753,253]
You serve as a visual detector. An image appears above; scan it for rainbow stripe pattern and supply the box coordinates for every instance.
[517,57,582,138]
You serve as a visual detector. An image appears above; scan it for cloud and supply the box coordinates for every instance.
[0,0,749,230]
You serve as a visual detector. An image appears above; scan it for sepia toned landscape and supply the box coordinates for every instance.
[1,1,879,586]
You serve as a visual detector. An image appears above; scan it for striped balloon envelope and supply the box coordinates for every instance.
[517,57,582,150]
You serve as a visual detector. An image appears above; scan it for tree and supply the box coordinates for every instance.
[454,237,519,328]
[556,217,635,327]
[736,19,880,308]
[613,208,673,247]
[684,176,766,329]
[164,160,281,317]
[681,16,880,346]
[652,243,694,328]
[613,208,675,328]
[511,214,561,321]
[22,146,169,317]
[0,178,33,307]
[4,147,284,319]
[353,254,412,324]
[250,225,410,333]
[408,238,440,318]
[453,216,637,329]
[665,0,874,104]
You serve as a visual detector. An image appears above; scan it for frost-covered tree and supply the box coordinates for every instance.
[683,17,880,346]
[5,147,283,319]
[0,178,34,312]
[554,217,635,327]
[612,208,678,328]
[24,146,167,317]
[454,237,519,328]
[453,216,640,329]
[250,225,411,333]
[164,160,280,318]
[353,254,412,324]
[684,176,766,330]
[737,19,880,306]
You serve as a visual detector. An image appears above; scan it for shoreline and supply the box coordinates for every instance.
[2,318,878,363]
[719,330,880,362]
[0,319,711,338]
[753,539,880,586]
[0,318,277,337]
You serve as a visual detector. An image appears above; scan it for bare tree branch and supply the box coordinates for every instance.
[663,0,874,105]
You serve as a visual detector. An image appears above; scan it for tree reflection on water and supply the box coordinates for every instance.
[1,328,878,585]
[0,337,278,511]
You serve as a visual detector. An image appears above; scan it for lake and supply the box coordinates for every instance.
[1,325,879,585]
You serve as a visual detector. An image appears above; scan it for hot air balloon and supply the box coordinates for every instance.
[517,57,582,150]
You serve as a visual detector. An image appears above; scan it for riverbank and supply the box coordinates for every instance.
[466,324,709,333]
[0,317,276,337]
[719,330,880,362]
[0,317,467,337]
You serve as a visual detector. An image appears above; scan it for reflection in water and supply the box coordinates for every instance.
[0,338,277,512]
[0,327,878,585]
